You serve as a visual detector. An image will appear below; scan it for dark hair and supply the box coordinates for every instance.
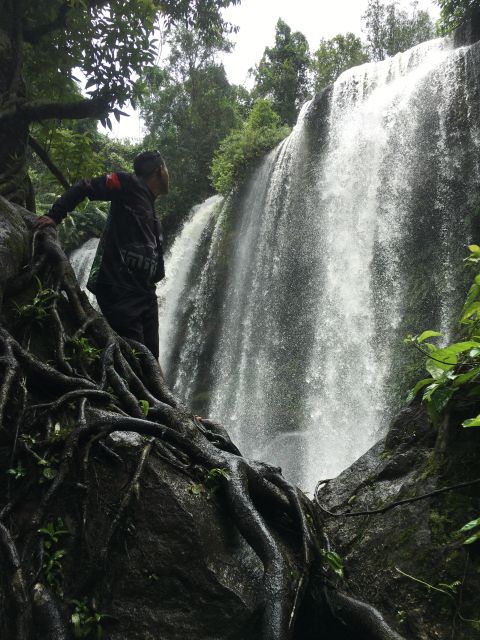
[133,150,165,177]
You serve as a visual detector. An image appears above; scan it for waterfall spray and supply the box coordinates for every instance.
[71,35,480,490]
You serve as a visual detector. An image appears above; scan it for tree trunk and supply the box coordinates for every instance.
[0,9,29,205]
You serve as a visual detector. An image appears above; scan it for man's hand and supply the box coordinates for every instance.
[33,215,56,229]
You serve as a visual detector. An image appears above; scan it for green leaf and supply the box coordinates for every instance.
[406,378,434,403]
[43,467,58,480]
[207,467,230,480]
[425,360,447,379]
[139,400,149,416]
[461,301,480,323]
[462,283,480,313]
[464,530,480,545]
[429,386,455,414]
[428,342,480,371]
[460,518,480,532]
[189,483,205,495]
[462,415,480,428]
[321,549,344,577]
[453,367,480,386]
[417,330,442,343]
[422,383,440,401]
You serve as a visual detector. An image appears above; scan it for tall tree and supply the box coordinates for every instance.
[363,0,435,61]
[0,0,239,206]
[312,33,369,93]
[252,18,310,126]
[142,25,241,237]
[436,0,480,32]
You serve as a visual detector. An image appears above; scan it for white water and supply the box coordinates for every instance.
[71,198,223,370]
[70,238,99,308]
[70,35,480,490]
[304,38,466,487]
[157,195,223,372]
[198,35,478,489]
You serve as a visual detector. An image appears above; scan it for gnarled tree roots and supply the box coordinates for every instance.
[0,207,404,640]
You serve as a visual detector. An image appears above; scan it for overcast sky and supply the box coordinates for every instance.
[110,0,441,139]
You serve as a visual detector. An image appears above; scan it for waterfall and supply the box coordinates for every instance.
[70,33,480,490]
[70,238,99,307]
[171,34,480,489]
[157,195,223,373]
[303,38,466,488]
[70,197,223,375]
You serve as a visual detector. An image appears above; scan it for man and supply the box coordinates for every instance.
[34,151,169,359]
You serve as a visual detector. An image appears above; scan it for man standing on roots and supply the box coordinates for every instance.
[34,151,169,360]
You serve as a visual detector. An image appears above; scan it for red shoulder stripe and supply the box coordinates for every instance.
[106,172,121,190]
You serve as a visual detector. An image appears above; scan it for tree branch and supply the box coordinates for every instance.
[28,135,70,190]
[22,1,69,45]
[22,0,109,44]
[315,478,480,518]
[0,97,110,125]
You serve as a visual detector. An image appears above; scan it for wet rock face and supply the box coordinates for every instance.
[82,445,264,640]
[454,11,480,47]
[318,404,480,640]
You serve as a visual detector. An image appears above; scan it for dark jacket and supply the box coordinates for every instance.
[49,172,165,295]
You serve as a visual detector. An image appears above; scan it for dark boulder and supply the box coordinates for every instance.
[317,404,480,640]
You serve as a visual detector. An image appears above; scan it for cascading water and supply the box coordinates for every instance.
[302,38,467,488]
[157,195,223,373]
[70,238,99,307]
[71,32,480,490]
[71,196,223,368]
[169,34,480,489]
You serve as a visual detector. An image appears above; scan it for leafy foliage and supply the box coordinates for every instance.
[405,245,480,424]
[252,18,311,126]
[38,454,60,483]
[71,597,111,639]
[211,99,290,195]
[189,466,230,498]
[139,399,150,416]
[436,0,480,33]
[68,337,102,366]
[363,0,435,61]
[14,277,57,325]
[312,33,369,93]
[320,549,344,578]
[19,0,158,118]
[459,517,480,545]
[38,518,69,594]
[142,26,240,237]
[18,0,239,115]
[5,462,27,480]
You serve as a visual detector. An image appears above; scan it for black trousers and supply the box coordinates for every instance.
[95,284,159,359]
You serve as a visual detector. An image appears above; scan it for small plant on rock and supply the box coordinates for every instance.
[14,276,57,325]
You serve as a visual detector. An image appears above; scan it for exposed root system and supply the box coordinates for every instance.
[0,206,404,640]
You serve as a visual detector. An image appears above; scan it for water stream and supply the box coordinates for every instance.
[72,34,480,489]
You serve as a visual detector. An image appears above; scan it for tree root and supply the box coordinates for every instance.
[0,521,31,640]
[0,220,407,640]
[327,590,405,640]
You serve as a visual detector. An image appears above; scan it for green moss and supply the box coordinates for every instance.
[396,526,417,545]
[429,510,453,545]
[418,452,438,481]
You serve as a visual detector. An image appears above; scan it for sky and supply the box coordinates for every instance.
[109,0,441,139]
